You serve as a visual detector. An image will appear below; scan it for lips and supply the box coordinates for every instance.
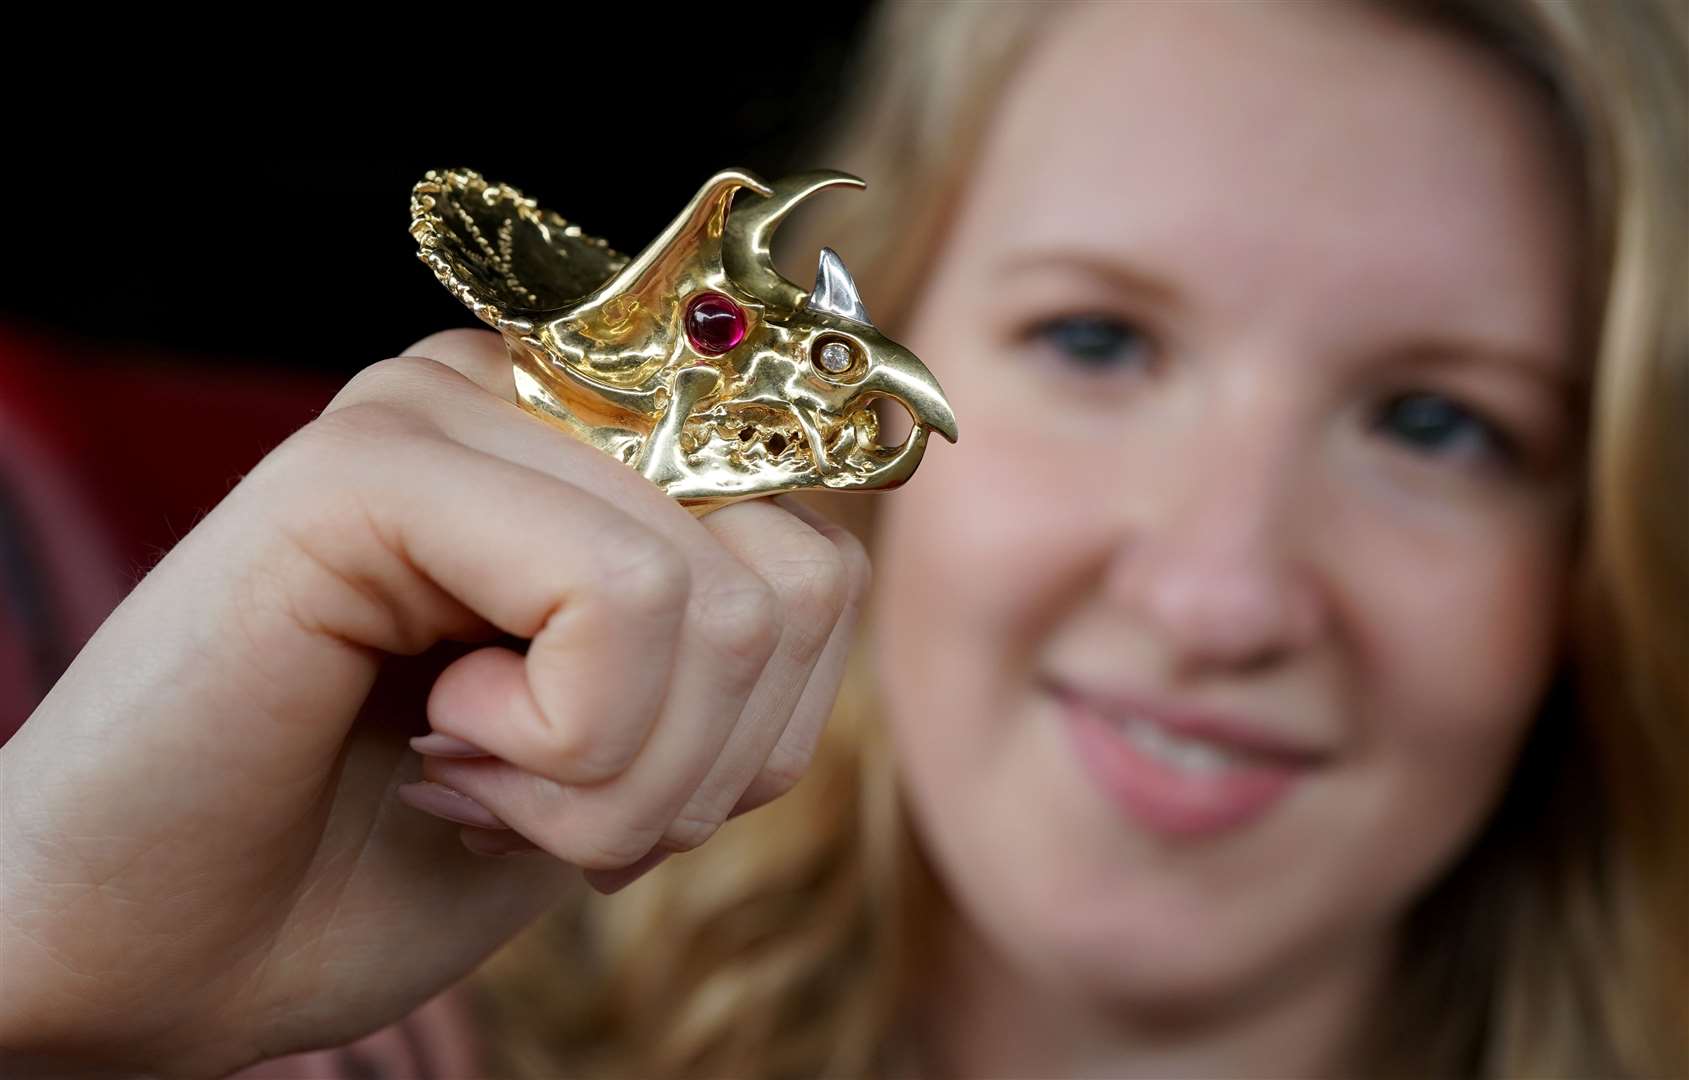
[1047,678,1327,838]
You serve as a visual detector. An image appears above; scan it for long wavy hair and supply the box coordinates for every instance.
[462,2,1688,1076]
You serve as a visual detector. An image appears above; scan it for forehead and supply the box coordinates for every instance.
[958,1,1578,350]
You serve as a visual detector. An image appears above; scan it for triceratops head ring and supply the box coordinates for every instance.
[410,167,959,516]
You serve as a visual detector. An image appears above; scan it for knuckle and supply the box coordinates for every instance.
[660,813,723,854]
[250,403,429,495]
[525,630,643,785]
[302,399,434,448]
[588,528,693,622]
[694,575,782,674]
[834,528,873,604]
[569,817,669,871]
[754,750,809,802]
[526,537,690,785]
[324,354,466,415]
[731,758,808,819]
[398,326,503,361]
[778,497,873,606]
[535,718,632,785]
[774,545,851,657]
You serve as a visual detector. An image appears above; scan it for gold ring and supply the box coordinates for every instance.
[409,166,958,517]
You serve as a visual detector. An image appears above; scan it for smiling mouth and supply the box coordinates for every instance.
[1042,676,1329,764]
[1045,679,1322,839]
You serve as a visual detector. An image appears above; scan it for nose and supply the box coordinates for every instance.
[1100,403,1329,676]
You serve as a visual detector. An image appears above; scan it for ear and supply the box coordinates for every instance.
[563,167,774,347]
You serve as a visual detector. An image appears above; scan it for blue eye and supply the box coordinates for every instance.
[1029,315,1152,371]
[1376,391,1519,466]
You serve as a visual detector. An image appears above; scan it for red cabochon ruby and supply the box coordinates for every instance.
[685,292,747,355]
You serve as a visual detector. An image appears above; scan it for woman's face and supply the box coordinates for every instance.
[872,0,1584,1019]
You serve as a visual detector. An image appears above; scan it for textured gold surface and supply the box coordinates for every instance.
[410,167,957,516]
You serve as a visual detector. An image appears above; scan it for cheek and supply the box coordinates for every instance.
[1315,496,1572,913]
[868,367,1118,911]
[869,359,1088,711]
[871,363,1108,708]
[1354,484,1567,760]
[872,431,1068,713]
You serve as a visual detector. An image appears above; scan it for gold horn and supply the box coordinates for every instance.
[723,170,867,311]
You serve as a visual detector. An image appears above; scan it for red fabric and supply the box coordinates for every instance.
[0,320,340,743]
[0,411,124,726]
[0,321,342,583]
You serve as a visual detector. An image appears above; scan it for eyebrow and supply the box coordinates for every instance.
[1391,342,1588,400]
[994,249,1184,309]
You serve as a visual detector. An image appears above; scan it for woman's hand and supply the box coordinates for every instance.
[0,329,870,1078]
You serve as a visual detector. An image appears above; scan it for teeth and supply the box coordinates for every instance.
[1118,716,1242,774]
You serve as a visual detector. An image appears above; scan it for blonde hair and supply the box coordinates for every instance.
[464,2,1688,1076]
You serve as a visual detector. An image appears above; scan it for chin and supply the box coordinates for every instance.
[929,818,1286,1021]
[1073,922,1272,1018]
[1041,887,1286,1016]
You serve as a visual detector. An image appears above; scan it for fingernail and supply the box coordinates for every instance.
[409,732,490,758]
[460,828,545,858]
[396,780,509,830]
[583,850,672,895]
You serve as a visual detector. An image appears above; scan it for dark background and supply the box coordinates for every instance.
[0,12,877,376]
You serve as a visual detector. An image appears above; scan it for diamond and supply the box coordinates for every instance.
[817,340,852,373]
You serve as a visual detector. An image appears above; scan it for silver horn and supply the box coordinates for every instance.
[804,247,873,325]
